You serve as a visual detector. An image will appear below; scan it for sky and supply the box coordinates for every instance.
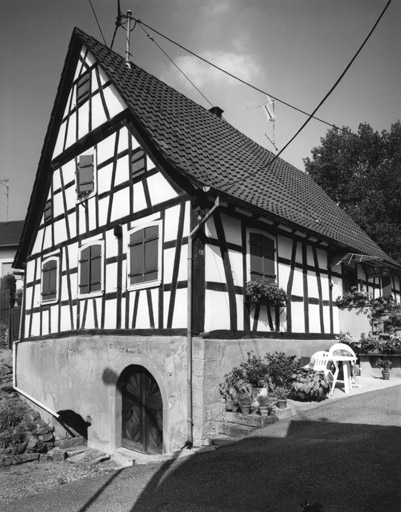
[1,0,400,222]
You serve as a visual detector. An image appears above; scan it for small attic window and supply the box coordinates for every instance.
[76,72,91,106]
[131,147,146,179]
[77,154,95,199]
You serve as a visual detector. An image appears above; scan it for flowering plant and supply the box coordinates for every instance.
[245,280,287,306]
[335,286,371,308]
[375,358,392,370]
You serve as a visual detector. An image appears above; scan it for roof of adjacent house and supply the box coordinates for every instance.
[0,221,24,249]
[14,28,399,269]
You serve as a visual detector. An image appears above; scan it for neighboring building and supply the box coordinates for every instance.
[13,29,401,455]
[0,221,24,279]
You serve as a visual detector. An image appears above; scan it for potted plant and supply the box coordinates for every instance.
[274,387,287,409]
[218,382,236,411]
[257,394,272,416]
[290,368,330,402]
[245,280,287,306]
[376,358,392,380]
[237,382,253,415]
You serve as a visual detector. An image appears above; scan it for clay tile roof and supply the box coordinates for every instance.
[0,221,24,248]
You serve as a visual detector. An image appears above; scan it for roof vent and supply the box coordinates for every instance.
[208,106,224,118]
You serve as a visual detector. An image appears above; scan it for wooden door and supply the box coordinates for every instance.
[120,365,163,454]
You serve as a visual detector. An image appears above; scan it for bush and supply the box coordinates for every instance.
[0,401,35,449]
[290,368,330,402]
[264,352,300,392]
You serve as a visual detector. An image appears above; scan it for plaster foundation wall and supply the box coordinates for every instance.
[196,336,337,440]
[15,334,192,454]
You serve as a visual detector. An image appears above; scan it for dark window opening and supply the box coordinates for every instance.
[77,72,91,106]
[342,264,358,292]
[77,154,95,198]
[42,259,58,302]
[131,148,146,179]
[79,244,102,295]
[249,233,276,282]
[129,225,159,286]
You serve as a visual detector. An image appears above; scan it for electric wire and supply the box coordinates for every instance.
[136,22,214,108]
[134,1,392,149]
[87,0,107,46]
[222,0,392,186]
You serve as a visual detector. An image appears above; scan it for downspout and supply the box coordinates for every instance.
[186,196,219,448]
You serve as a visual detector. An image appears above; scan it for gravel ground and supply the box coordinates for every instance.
[0,457,119,504]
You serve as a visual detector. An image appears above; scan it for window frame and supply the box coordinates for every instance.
[131,146,147,180]
[41,255,60,304]
[43,198,53,224]
[76,151,97,201]
[247,230,277,284]
[78,240,104,298]
[127,220,163,291]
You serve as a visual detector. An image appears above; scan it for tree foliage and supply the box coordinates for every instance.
[304,122,401,260]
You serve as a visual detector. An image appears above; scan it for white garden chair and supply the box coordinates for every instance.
[303,351,335,391]
[328,343,358,395]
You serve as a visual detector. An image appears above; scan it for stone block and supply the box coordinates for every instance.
[24,410,41,422]
[36,426,51,436]
[39,433,54,442]
[216,421,258,437]
[48,447,66,461]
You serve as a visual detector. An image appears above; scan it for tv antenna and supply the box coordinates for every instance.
[0,179,9,221]
[110,0,135,68]
[247,95,278,152]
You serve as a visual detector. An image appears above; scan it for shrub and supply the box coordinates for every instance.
[0,401,35,449]
[290,368,330,402]
[264,351,300,392]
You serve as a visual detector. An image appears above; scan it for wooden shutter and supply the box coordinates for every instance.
[77,72,90,106]
[42,260,57,301]
[77,155,94,197]
[129,226,159,285]
[89,245,102,292]
[79,247,90,294]
[131,148,146,179]
[44,199,52,223]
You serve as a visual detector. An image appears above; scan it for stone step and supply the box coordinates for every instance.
[224,412,279,428]
[216,421,259,438]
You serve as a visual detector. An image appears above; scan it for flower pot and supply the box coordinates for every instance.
[382,370,390,380]
[259,405,269,416]
[240,401,252,415]
[225,399,234,411]
[276,399,287,409]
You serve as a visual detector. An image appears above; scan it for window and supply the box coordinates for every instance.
[76,72,91,106]
[44,199,52,223]
[77,154,95,199]
[41,257,59,303]
[128,222,161,288]
[131,147,146,179]
[249,232,276,282]
[79,243,103,295]
[342,263,358,292]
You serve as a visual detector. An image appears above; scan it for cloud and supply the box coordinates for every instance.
[160,50,264,94]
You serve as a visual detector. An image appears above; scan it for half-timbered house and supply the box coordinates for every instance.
[13,28,401,455]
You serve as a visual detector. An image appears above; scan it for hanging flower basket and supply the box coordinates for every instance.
[245,280,287,307]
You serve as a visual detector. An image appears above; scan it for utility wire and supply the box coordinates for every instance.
[223,0,392,186]
[87,0,107,46]
[136,22,214,108]
[135,2,392,148]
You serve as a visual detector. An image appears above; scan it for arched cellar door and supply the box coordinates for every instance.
[120,365,163,454]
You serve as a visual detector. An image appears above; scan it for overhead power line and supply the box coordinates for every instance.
[134,1,392,148]
[87,0,107,46]
[136,22,214,108]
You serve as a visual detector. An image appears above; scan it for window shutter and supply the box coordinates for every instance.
[79,247,90,294]
[131,148,146,179]
[44,199,52,223]
[42,260,57,301]
[129,225,159,285]
[77,73,90,106]
[90,245,102,292]
[77,154,94,197]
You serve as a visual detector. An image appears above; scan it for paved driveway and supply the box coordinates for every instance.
[6,382,401,512]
